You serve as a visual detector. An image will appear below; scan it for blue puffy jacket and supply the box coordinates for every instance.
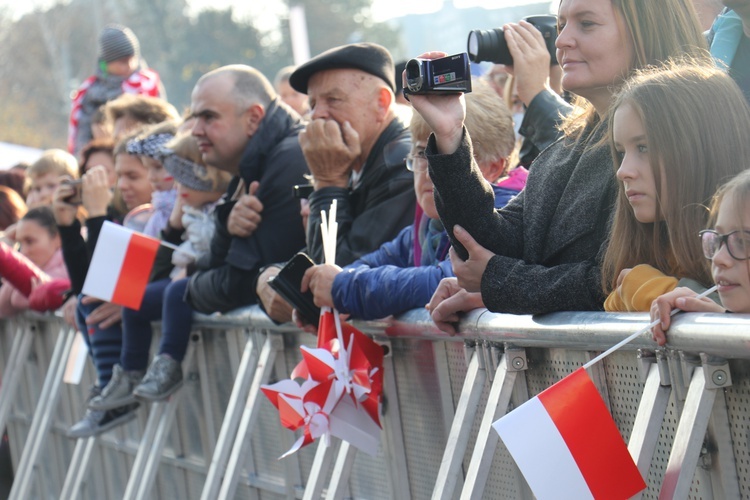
[331,182,524,319]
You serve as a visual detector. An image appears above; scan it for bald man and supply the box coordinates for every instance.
[186,65,309,313]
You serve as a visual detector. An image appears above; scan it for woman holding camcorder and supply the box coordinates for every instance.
[408,0,710,330]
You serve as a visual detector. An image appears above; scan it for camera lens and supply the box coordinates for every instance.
[466,28,512,65]
[405,58,424,93]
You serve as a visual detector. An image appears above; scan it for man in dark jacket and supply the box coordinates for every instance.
[256,43,416,322]
[187,64,308,312]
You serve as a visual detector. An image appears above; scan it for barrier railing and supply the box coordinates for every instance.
[0,306,749,499]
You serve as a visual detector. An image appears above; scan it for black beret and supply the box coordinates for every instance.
[289,42,395,94]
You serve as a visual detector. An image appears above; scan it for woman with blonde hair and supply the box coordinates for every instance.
[603,61,750,310]
[408,0,709,330]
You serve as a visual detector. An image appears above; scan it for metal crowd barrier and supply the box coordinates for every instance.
[0,306,749,499]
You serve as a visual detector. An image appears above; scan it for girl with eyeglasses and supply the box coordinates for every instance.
[602,61,750,313]
[651,170,750,344]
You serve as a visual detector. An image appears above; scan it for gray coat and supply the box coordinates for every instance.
[426,119,616,314]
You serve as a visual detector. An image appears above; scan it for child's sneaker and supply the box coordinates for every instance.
[67,403,140,438]
[88,364,145,411]
[133,354,183,402]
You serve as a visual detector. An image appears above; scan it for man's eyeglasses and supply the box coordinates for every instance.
[405,150,427,172]
[699,229,750,260]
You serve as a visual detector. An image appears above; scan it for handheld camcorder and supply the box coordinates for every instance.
[403,52,472,96]
[467,15,558,66]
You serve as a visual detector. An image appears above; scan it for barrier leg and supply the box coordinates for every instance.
[217,332,282,500]
[200,332,258,500]
[460,347,526,500]
[659,355,734,499]
[324,440,356,500]
[379,342,411,500]
[9,324,75,500]
[273,339,303,499]
[0,324,33,435]
[628,351,671,495]
[59,436,96,498]
[195,330,217,456]
[431,342,487,500]
[122,339,197,500]
[703,356,740,500]
[302,439,337,500]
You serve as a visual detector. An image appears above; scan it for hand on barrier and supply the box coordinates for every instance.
[649,286,725,345]
[301,264,341,309]
[257,266,293,323]
[427,277,485,335]
[449,225,494,293]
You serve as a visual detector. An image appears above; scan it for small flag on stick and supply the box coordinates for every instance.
[493,367,646,499]
[82,221,160,310]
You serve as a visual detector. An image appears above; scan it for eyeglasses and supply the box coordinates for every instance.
[405,150,428,173]
[699,229,750,260]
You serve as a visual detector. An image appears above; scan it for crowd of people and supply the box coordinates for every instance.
[0,0,749,443]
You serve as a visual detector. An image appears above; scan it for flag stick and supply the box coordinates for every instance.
[583,285,719,369]
[158,239,197,258]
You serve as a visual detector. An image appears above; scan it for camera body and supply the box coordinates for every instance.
[61,179,83,206]
[467,15,558,66]
[403,52,472,96]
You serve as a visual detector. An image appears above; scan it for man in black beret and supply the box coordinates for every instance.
[255,42,416,322]
[297,42,416,260]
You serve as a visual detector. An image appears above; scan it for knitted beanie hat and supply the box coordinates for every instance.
[98,24,140,63]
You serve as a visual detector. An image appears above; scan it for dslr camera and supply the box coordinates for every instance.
[403,52,472,96]
[467,15,558,66]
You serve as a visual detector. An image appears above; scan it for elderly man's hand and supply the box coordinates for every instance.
[228,181,263,238]
[299,119,361,190]
[256,266,293,323]
[301,264,342,309]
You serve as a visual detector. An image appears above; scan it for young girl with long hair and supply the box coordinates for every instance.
[603,61,750,311]
[651,170,750,344]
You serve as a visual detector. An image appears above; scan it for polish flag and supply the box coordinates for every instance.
[493,367,646,499]
[82,221,160,310]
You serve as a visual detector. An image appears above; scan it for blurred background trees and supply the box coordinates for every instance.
[0,0,400,149]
